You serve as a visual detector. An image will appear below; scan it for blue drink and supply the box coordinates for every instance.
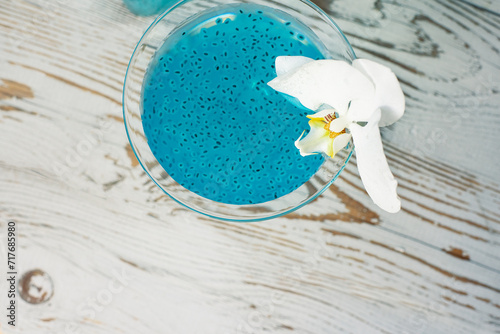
[142,4,327,205]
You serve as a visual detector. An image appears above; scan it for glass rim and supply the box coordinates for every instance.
[123,0,356,222]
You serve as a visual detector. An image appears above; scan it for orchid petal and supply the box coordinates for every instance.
[273,55,316,111]
[345,97,378,123]
[350,109,401,213]
[352,59,405,127]
[268,60,375,114]
[333,133,352,155]
[275,56,315,77]
[329,116,350,133]
[295,119,333,157]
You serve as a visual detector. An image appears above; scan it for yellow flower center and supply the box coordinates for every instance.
[323,113,346,139]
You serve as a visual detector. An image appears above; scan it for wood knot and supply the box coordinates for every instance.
[18,269,54,304]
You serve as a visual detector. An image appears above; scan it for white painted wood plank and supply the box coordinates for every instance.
[1,166,499,333]
[0,0,499,333]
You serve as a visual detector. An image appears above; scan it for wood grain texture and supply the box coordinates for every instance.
[0,0,499,333]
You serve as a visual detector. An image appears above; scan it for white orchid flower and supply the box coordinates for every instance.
[268,56,405,213]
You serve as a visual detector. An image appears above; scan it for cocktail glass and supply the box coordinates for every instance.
[123,0,355,222]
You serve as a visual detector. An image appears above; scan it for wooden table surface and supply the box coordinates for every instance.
[1,0,499,333]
